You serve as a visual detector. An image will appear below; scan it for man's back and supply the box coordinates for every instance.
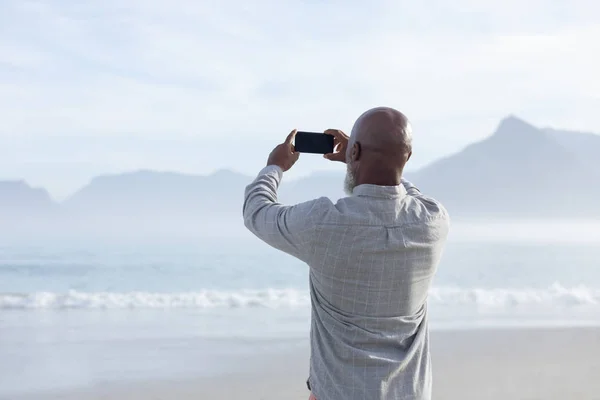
[306,182,448,399]
[243,166,449,400]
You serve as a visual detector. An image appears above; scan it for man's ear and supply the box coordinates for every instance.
[352,142,362,162]
[407,151,412,162]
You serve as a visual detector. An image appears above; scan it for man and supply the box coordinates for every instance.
[242,107,449,400]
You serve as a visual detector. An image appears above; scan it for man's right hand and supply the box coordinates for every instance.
[323,129,349,163]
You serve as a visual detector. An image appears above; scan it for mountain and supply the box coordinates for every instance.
[279,171,345,204]
[0,180,55,212]
[59,169,250,236]
[0,181,57,232]
[410,116,600,217]
[65,169,248,216]
[2,115,600,239]
[543,127,600,171]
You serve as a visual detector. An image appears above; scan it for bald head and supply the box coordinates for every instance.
[344,107,413,192]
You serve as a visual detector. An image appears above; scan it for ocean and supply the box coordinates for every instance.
[1,221,599,397]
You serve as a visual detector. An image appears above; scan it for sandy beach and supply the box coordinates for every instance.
[14,327,600,400]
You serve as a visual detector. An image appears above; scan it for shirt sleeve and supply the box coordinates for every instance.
[242,165,327,262]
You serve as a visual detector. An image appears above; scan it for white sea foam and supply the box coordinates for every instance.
[0,288,310,310]
[1,284,598,310]
[429,283,600,308]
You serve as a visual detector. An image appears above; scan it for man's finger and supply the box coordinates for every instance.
[324,152,343,162]
[324,129,344,139]
[285,129,297,145]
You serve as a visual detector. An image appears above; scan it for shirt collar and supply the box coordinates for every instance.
[352,184,407,199]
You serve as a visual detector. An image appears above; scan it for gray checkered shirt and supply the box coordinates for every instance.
[243,165,449,400]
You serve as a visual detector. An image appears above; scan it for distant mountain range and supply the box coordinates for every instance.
[410,117,600,218]
[2,116,600,237]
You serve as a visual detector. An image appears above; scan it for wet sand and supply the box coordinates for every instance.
[14,327,600,400]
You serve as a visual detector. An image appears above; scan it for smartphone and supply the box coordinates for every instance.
[294,131,334,154]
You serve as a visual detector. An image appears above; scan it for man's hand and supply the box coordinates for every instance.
[267,129,300,172]
[323,129,349,163]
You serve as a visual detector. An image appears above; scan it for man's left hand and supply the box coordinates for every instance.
[267,129,300,172]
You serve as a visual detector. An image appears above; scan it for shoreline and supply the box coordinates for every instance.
[11,326,600,400]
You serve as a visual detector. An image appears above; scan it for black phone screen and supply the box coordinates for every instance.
[294,131,334,154]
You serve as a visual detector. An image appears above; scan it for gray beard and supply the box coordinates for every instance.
[344,164,357,195]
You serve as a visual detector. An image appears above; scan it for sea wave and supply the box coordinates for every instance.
[1,283,598,310]
[0,288,310,310]
[429,283,600,308]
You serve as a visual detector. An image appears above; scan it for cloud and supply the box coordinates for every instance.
[1,0,599,196]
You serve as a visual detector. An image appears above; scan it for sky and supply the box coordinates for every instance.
[1,0,599,199]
